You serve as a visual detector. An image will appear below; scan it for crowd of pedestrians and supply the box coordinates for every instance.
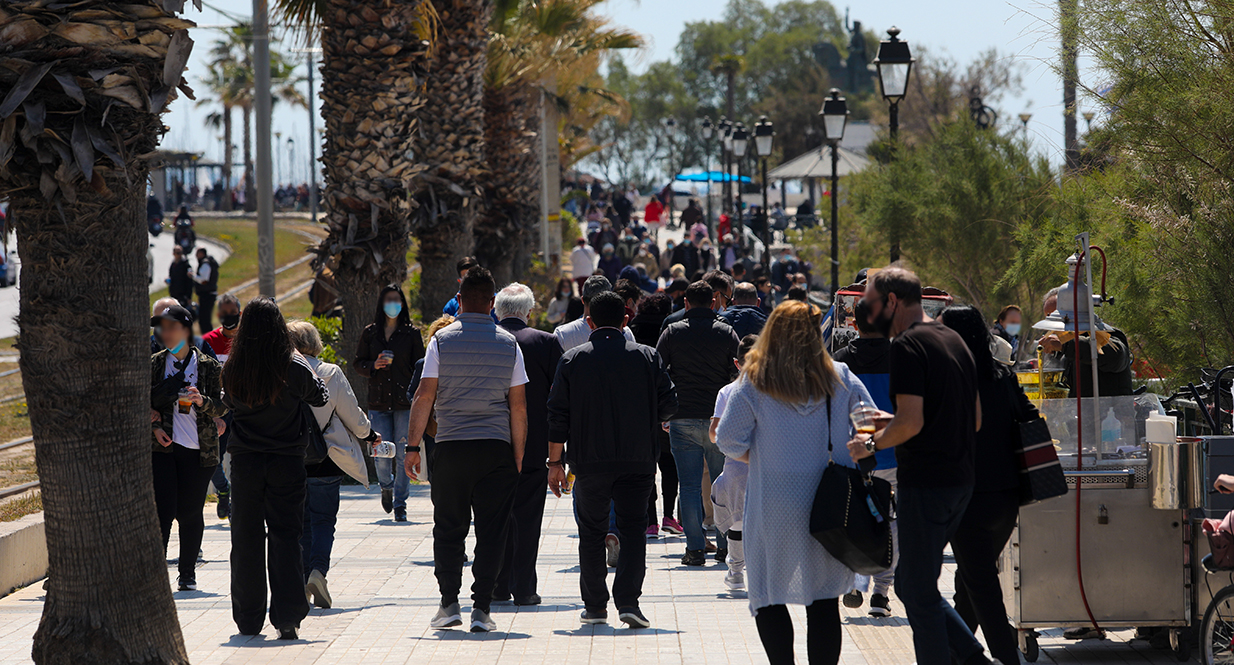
[147,233,1034,665]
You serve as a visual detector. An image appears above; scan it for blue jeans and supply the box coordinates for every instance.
[669,419,727,552]
[301,476,342,575]
[369,409,410,511]
[895,484,983,665]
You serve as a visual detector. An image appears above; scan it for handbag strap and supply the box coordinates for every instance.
[825,395,833,460]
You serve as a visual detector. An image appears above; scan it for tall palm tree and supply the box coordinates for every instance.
[476,0,641,282]
[0,1,195,661]
[413,0,495,316]
[275,0,436,402]
[199,60,243,211]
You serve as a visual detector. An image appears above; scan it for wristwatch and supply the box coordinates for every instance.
[406,445,421,454]
[864,438,878,454]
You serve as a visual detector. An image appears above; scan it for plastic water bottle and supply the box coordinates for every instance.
[371,440,395,459]
[1101,408,1121,445]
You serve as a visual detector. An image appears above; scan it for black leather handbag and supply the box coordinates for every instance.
[303,403,329,466]
[808,397,895,575]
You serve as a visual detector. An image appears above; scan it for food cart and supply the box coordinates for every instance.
[995,233,1229,663]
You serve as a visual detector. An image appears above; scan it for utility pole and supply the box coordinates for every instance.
[1061,0,1079,171]
[293,47,322,223]
[540,80,562,274]
[253,0,275,297]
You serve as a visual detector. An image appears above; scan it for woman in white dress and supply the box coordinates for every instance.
[716,300,872,665]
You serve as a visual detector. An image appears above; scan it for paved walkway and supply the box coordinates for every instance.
[0,484,1191,664]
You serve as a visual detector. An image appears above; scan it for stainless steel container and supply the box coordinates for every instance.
[1150,437,1204,510]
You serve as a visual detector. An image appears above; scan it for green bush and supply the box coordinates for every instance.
[310,315,345,367]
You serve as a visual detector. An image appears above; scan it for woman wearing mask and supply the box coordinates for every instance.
[941,305,1036,665]
[660,239,676,279]
[287,322,380,610]
[547,278,579,326]
[716,301,873,665]
[150,304,227,592]
[354,285,424,522]
[597,243,622,284]
[698,239,716,272]
[223,298,329,639]
[991,305,1023,358]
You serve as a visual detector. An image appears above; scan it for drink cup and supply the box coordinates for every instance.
[850,401,880,437]
[177,389,193,414]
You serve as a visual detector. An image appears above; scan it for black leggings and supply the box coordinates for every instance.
[152,444,217,578]
[647,433,679,524]
[755,599,841,665]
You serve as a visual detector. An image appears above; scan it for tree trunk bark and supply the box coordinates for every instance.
[417,213,474,320]
[334,265,384,410]
[242,102,255,213]
[12,175,188,664]
[222,107,234,212]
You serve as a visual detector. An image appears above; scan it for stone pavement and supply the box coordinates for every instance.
[0,484,1193,664]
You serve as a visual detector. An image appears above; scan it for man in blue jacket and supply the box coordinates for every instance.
[833,296,898,618]
[720,282,768,338]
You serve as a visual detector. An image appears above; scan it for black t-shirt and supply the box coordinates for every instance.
[889,321,978,488]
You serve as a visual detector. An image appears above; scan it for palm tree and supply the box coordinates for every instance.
[476,0,641,282]
[0,1,195,660]
[275,0,436,402]
[412,0,495,316]
[199,60,243,211]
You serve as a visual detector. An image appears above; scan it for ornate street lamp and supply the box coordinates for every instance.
[731,122,749,241]
[701,116,715,235]
[875,26,913,263]
[874,26,914,139]
[1083,110,1095,132]
[820,89,848,295]
[754,116,775,264]
[1019,112,1032,140]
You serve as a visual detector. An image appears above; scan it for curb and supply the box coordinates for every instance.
[0,512,45,598]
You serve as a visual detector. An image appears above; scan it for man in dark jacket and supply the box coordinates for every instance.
[670,238,700,277]
[547,291,677,628]
[168,245,194,307]
[494,283,563,606]
[720,282,768,339]
[194,247,220,335]
[661,270,733,331]
[656,280,739,566]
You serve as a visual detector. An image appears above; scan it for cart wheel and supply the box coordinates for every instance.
[1170,628,1192,662]
[1201,585,1234,665]
[1020,631,1040,663]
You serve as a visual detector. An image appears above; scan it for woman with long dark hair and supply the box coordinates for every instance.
[223,297,329,640]
[940,305,1037,665]
[353,284,424,521]
[547,277,580,326]
[629,293,683,536]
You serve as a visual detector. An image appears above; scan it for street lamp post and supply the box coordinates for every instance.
[1019,112,1032,140]
[662,117,677,228]
[753,116,774,265]
[719,116,732,217]
[874,26,914,262]
[820,89,848,296]
[1083,110,1095,133]
[730,122,749,253]
[701,116,715,237]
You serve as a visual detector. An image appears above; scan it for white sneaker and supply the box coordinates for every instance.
[430,602,462,629]
[724,572,745,591]
[470,608,496,633]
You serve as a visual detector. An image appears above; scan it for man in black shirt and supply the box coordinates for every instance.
[847,267,993,665]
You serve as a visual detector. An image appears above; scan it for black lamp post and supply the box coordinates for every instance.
[731,122,749,245]
[718,116,732,217]
[874,26,913,262]
[754,116,774,265]
[662,117,677,228]
[701,116,715,237]
[820,88,848,296]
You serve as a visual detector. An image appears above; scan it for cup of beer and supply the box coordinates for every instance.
[850,401,880,436]
[177,389,193,415]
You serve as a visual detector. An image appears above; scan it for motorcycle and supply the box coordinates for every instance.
[173,219,196,252]
[148,215,163,236]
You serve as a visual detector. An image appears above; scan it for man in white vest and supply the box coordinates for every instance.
[405,266,528,633]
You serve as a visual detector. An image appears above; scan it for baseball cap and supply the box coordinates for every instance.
[151,304,194,328]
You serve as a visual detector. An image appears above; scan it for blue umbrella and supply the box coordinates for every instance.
[674,171,751,183]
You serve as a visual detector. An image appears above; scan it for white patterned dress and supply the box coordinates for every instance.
[715,363,873,614]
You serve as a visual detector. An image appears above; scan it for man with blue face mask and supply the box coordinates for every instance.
[991,305,1023,360]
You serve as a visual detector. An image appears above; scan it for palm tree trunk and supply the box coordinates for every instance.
[475,81,540,287]
[222,106,234,212]
[242,102,255,212]
[10,175,188,664]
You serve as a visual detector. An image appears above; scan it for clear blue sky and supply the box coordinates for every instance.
[164,0,1090,183]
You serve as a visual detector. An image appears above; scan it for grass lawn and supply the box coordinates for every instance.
[0,492,40,522]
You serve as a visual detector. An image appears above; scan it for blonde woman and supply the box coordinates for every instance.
[716,300,873,665]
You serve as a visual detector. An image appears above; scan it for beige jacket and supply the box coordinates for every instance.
[306,356,372,487]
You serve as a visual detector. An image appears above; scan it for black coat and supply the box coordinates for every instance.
[500,318,564,471]
[671,243,700,277]
[975,368,1040,493]
[547,328,677,475]
[168,258,193,302]
[656,308,739,420]
[354,322,425,412]
[628,312,667,347]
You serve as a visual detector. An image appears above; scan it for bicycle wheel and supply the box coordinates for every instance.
[1202,585,1234,665]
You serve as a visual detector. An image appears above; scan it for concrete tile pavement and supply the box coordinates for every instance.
[0,484,1196,663]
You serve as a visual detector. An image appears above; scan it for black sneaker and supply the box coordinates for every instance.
[380,489,393,514]
[580,609,608,624]
[277,626,298,640]
[618,606,650,628]
[842,590,863,608]
[176,575,196,591]
[681,549,706,566]
[394,508,407,522]
[868,593,890,617]
[216,490,230,520]
[513,594,542,606]
[715,548,728,565]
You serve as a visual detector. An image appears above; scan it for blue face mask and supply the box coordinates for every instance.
[169,339,186,354]
[384,301,403,319]
[1004,323,1022,336]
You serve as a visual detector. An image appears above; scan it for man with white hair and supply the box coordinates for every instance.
[494,283,564,605]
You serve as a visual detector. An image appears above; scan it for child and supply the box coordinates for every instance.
[709,334,757,591]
